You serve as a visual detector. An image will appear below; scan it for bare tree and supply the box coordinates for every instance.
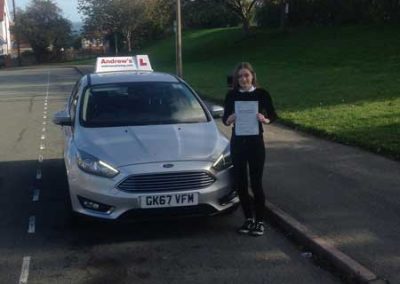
[223,0,263,34]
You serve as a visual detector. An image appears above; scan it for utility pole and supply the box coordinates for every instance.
[176,0,183,78]
[12,0,21,66]
[114,33,118,55]
[280,0,289,31]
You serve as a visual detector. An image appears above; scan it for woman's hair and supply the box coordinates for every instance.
[231,62,258,91]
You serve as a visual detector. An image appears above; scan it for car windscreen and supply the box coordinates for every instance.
[80,82,209,127]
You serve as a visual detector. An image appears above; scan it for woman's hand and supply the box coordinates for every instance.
[226,113,236,126]
[257,113,270,124]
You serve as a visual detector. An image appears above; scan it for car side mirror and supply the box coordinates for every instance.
[209,104,224,118]
[53,110,72,126]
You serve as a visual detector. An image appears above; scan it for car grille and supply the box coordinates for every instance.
[117,171,216,192]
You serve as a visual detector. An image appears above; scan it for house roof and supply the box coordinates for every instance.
[0,0,5,22]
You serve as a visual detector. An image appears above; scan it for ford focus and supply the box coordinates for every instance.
[53,56,238,220]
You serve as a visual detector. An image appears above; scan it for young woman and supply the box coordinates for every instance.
[222,62,277,236]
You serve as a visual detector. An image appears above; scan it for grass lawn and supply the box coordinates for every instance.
[63,58,96,65]
[141,25,400,160]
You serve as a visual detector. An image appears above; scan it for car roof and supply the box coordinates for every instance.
[88,71,180,85]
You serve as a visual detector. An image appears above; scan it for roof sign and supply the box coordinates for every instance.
[95,55,153,73]
[136,55,153,71]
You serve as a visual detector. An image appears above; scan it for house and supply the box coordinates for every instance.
[81,37,105,52]
[0,0,12,56]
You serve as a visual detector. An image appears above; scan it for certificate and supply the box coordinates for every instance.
[234,101,259,136]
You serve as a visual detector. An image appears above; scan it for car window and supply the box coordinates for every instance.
[69,79,82,123]
[80,82,209,127]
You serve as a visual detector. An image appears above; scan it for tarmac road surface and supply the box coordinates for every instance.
[0,66,340,284]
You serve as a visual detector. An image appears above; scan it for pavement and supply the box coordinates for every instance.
[73,64,93,75]
[217,122,399,284]
[75,65,399,284]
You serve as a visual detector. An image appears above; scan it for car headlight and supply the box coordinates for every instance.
[76,149,119,178]
[212,147,232,171]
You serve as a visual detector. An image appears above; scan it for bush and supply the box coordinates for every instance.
[256,2,282,28]
[256,0,400,27]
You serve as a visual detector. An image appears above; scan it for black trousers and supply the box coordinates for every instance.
[231,136,266,222]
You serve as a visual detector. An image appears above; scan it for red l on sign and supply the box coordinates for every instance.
[139,58,148,66]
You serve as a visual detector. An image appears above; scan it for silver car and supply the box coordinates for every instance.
[53,69,238,220]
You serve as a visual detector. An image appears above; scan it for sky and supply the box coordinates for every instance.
[8,0,81,22]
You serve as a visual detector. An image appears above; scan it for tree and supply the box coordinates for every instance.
[223,0,263,34]
[144,0,175,38]
[78,0,119,54]
[78,0,149,54]
[115,0,147,52]
[182,0,239,29]
[12,0,72,62]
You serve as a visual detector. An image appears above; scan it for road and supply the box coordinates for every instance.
[0,66,340,283]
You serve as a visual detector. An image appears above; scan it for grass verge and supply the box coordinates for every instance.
[141,25,400,160]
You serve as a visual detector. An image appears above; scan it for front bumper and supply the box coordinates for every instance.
[66,160,238,220]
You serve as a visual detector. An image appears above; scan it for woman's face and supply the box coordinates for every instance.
[238,68,254,90]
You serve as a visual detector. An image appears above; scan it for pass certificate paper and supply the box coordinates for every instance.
[234,101,259,136]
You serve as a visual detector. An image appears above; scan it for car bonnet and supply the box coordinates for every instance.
[73,122,228,167]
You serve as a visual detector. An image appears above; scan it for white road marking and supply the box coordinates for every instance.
[42,127,46,132]
[41,135,45,140]
[43,115,47,119]
[42,121,47,125]
[40,144,45,150]
[33,189,40,202]
[36,168,42,180]
[46,71,50,96]
[28,216,36,233]
[19,256,31,284]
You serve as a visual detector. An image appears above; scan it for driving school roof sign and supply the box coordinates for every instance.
[95,55,153,73]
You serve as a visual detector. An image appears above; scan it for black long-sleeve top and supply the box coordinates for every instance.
[222,88,277,138]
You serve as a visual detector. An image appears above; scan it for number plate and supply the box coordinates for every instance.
[139,192,199,208]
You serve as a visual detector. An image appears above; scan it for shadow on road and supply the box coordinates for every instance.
[33,158,235,248]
